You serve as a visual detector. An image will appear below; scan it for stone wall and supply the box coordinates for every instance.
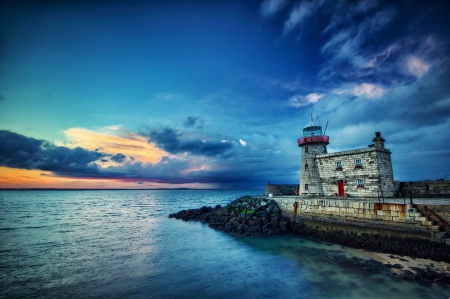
[265,184,298,196]
[272,196,448,242]
[400,180,450,197]
[316,147,395,197]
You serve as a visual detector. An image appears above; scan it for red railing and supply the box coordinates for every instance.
[298,135,329,145]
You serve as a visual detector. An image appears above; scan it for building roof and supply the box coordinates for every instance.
[304,114,321,129]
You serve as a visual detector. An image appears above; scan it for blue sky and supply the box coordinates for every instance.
[1,0,449,189]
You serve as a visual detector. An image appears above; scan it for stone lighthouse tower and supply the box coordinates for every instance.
[297,115,329,195]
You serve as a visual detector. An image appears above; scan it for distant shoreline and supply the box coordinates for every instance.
[0,188,213,191]
[0,188,259,191]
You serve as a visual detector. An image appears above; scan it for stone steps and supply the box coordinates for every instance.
[413,204,447,233]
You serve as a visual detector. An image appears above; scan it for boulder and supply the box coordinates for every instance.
[271,218,279,228]
[256,211,269,218]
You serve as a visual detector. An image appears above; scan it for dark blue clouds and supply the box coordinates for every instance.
[111,153,126,163]
[148,127,233,157]
[0,130,104,176]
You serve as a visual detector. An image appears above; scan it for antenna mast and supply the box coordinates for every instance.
[323,121,329,136]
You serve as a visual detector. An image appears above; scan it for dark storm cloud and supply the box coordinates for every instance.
[148,128,180,152]
[0,130,104,175]
[111,153,126,163]
[148,127,233,157]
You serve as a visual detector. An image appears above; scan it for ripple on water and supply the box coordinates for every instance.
[0,190,449,299]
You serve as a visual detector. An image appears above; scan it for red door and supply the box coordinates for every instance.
[338,180,345,196]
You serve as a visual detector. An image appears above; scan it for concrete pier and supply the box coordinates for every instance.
[271,196,450,244]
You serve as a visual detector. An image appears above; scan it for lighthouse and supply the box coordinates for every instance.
[298,114,329,195]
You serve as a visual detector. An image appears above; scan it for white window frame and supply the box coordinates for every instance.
[336,161,342,168]
[305,184,309,190]
[357,179,364,187]
[355,159,362,167]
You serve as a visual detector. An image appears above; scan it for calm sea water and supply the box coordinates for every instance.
[0,190,448,299]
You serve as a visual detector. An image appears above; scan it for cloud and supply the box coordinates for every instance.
[352,83,386,99]
[183,116,204,129]
[184,116,197,128]
[269,79,303,92]
[62,127,165,163]
[0,130,105,176]
[365,44,399,68]
[289,93,325,107]
[260,0,288,18]
[321,6,396,71]
[239,139,247,146]
[111,153,126,163]
[406,55,430,78]
[284,0,325,34]
[148,127,234,157]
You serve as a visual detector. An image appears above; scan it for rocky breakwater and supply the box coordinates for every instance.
[168,196,450,285]
[168,196,292,236]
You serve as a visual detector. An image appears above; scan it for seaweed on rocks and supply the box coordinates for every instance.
[168,196,292,236]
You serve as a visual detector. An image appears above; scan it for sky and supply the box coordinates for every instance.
[1,0,449,189]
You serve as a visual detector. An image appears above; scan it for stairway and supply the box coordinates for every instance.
[413,204,450,245]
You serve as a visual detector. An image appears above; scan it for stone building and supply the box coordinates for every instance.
[298,115,395,197]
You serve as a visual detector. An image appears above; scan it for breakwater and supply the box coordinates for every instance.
[272,196,450,244]
[169,196,450,268]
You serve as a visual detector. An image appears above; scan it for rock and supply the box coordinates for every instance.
[262,223,273,230]
[270,213,280,220]
[237,224,246,234]
[271,218,279,228]
[200,206,212,213]
[232,220,240,230]
[255,206,266,212]
[256,211,269,218]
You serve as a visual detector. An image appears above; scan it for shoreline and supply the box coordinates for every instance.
[169,195,450,286]
[361,251,450,285]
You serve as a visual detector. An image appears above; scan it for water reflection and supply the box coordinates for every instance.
[238,236,449,298]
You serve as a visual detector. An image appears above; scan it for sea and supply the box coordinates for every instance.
[0,190,448,299]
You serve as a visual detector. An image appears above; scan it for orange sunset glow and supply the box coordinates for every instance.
[61,127,167,164]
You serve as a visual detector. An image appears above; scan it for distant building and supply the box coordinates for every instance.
[297,115,395,197]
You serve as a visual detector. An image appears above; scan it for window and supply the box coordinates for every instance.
[305,164,309,170]
[305,147,308,153]
[355,159,362,167]
[305,184,309,190]
[357,179,364,187]
[336,161,342,169]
